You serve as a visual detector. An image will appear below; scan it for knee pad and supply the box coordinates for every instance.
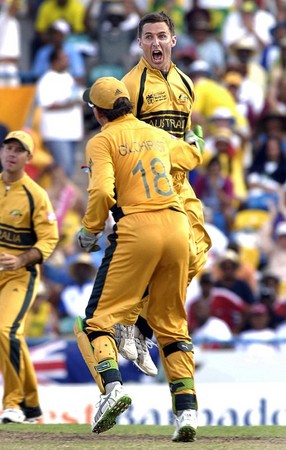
[163,341,193,358]
[91,335,118,362]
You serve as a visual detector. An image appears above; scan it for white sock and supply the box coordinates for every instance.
[105,381,121,394]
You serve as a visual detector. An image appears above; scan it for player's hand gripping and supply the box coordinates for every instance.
[77,228,102,252]
[185,125,204,153]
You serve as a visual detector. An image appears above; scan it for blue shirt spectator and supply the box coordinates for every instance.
[31,19,86,84]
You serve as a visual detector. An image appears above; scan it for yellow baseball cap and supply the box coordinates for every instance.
[83,77,130,110]
[240,1,257,13]
[3,130,34,154]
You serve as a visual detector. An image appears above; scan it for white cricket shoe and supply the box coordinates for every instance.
[0,408,26,424]
[172,409,197,442]
[114,324,138,361]
[91,385,132,434]
[133,326,158,377]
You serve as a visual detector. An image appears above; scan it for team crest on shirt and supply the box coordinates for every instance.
[9,209,22,217]
[178,94,188,104]
[146,91,167,105]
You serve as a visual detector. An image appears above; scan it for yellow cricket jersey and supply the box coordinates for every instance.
[192,78,248,131]
[122,56,212,259]
[82,114,202,234]
[122,57,195,139]
[0,173,59,261]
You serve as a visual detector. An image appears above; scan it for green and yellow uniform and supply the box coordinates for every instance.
[0,173,58,410]
[81,113,201,402]
[122,56,211,283]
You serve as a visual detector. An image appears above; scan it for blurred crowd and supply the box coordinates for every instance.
[1,0,286,354]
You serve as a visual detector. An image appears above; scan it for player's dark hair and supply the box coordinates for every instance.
[138,11,175,38]
[97,98,133,121]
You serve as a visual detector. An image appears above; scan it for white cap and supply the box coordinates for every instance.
[276,222,286,237]
[210,107,234,120]
[51,19,70,35]
[232,35,257,52]
[189,60,211,75]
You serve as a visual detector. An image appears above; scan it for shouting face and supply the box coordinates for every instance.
[138,21,176,73]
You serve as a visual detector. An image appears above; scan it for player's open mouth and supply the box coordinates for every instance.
[152,50,163,63]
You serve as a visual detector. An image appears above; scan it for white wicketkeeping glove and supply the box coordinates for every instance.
[77,228,103,252]
[185,125,204,153]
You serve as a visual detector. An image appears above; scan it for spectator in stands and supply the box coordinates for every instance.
[245,135,286,210]
[236,303,279,356]
[188,272,215,332]
[257,284,285,329]
[197,206,229,275]
[31,19,86,84]
[31,0,86,62]
[181,7,226,79]
[43,163,86,242]
[223,70,256,129]
[193,155,235,236]
[227,35,267,121]
[258,220,286,297]
[261,269,282,294]
[260,269,286,322]
[261,20,286,71]
[188,272,233,349]
[266,73,286,116]
[23,126,54,180]
[187,60,249,139]
[276,0,286,22]
[190,297,233,349]
[88,2,139,80]
[225,241,258,294]
[212,249,257,333]
[35,47,84,178]
[86,0,143,38]
[203,126,248,206]
[267,35,286,114]
[221,0,276,52]
[58,253,97,334]
[24,281,59,337]
[173,45,197,74]
[0,0,21,86]
[253,111,286,154]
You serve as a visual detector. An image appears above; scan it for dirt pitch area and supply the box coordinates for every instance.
[1,429,286,450]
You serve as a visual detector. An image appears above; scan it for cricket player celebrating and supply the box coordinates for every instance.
[115,11,211,376]
[75,76,202,442]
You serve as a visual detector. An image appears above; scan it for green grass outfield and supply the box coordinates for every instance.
[0,424,285,450]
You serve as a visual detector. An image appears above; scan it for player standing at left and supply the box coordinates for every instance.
[0,130,59,424]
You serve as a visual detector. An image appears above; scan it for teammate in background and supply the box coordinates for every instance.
[0,131,59,424]
[117,11,211,374]
[74,76,202,442]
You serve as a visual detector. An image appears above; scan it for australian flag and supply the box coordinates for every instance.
[27,338,159,384]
